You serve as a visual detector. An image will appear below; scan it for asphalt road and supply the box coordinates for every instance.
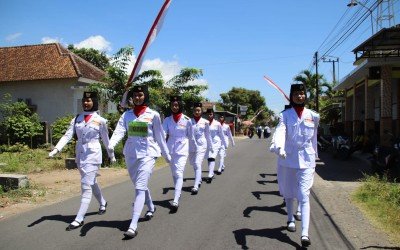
[0,137,352,250]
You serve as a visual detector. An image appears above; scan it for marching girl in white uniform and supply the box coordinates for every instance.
[49,91,115,231]
[163,96,196,212]
[205,108,228,183]
[108,85,171,239]
[269,106,302,220]
[188,102,212,195]
[273,83,319,247]
[217,114,235,174]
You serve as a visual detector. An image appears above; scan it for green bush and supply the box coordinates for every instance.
[0,94,43,147]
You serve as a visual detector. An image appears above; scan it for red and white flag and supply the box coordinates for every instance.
[127,0,172,85]
[263,75,290,102]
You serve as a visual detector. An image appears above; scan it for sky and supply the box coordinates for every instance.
[1,0,399,114]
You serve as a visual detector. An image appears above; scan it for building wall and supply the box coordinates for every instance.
[1,78,81,124]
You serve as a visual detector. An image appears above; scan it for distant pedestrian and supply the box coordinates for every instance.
[263,125,271,138]
[108,85,171,239]
[257,125,263,139]
[49,91,115,231]
[273,83,319,247]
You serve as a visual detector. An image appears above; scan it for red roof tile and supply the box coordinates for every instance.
[0,43,105,82]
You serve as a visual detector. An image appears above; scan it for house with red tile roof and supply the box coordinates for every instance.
[0,43,113,124]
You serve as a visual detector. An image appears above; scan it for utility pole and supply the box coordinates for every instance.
[322,56,339,83]
[314,51,319,112]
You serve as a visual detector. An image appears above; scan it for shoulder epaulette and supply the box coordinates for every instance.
[183,115,190,120]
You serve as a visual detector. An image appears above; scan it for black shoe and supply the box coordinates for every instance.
[301,235,311,247]
[124,228,138,239]
[206,176,214,183]
[98,202,108,215]
[145,207,156,221]
[66,220,84,231]
[221,168,225,172]
[287,221,296,232]
[216,171,222,175]
[294,211,301,221]
[170,202,179,213]
[191,187,198,195]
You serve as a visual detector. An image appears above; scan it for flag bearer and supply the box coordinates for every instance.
[163,95,195,212]
[49,91,115,231]
[273,83,319,247]
[108,85,171,239]
[217,114,235,174]
[188,102,212,194]
[205,108,227,183]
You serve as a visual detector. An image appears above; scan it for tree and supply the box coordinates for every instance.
[0,94,43,147]
[219,87,272,124]
[68,45,110,71]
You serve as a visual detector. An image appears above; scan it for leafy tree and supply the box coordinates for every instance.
[0,94,43,147]
[68,45,110,71]
[219,87,273,125]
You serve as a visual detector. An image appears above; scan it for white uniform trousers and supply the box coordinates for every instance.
[75,164,106,222]
[189,150,207,189]
[280,166,315,237]
[169,155,188,203]
[217,146,227,172]
[125,156,156,231]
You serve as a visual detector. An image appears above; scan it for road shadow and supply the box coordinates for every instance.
[233,226,301,249]
[162,187,174,194]
[153,198,173,210]
[243,203,286,218]
[80,219,130,236]
[317,152,373,182]
[257,180,278,185]
[183,177,195,182]
[361,246,400,250]
[259,173,277,178]
[27,212,98,227]
[251,190,280,200]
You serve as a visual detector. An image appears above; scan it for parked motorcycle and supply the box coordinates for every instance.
[370,131,400,180]
[332,135,351,160]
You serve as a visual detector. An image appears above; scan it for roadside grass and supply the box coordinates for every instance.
[352,174,400,245]
[0,146,167,208]
[0,183,47,208]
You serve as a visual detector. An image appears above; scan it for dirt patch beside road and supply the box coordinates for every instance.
[0,168,130,220]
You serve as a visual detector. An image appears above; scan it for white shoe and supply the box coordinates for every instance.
[287,221,296,232]
[294,211,302,221]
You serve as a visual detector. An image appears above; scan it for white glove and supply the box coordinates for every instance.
[278,148,287,159]
[49,149,58,158]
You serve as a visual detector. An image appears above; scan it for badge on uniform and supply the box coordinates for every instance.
[128,121,148,137]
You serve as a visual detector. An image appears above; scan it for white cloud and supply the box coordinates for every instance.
[41,36,63,44]
[74,35,111,52]
[5,32,22,42]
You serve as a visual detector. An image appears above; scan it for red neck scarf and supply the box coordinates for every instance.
[294,106,304,118]
[134,105,147,117]
[208,118,213,124]
[194,116,201,123]
[84,114,92,123]
[173,113,182,123]
[220,121,224,125]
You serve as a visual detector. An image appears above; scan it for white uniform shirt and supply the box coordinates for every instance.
[109,108,169,159]
[54,112,112,168]
[208,119,228,152]
[221,123,235,148]
[274,107,320,169]
[163,114,195,156]
[189,117,212,153]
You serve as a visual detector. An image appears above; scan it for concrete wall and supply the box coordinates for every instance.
[1,78,81,124]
